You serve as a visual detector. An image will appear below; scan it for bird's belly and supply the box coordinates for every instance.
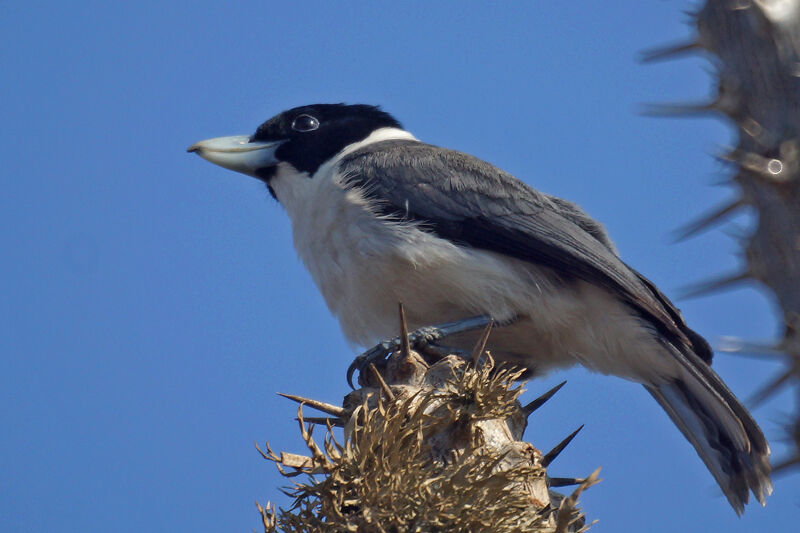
[287,184,676,382]
[296,213,595,372]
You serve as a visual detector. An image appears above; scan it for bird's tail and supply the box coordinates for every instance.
[645,345,772,514]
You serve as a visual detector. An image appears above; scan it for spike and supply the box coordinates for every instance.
[398,302,411,359]
[640,40,702,63]
[277,392,345,417]
[523,381,567,416]
[724,148,762,169]
[682,6,700,18]
[679,271,750,299]
[709,178,733,188]
[296,416,344,427]
[772,454,800,473]
[537,503,554,518]
[715,336,783,358]
[773,412,800,472]
[736,151,779,178]
[370,363,395,401]
[547,476,586,488]
[721,223,750,244]
[471,319,494,366]
[640,100,717,118]
[739,117,765,139]
[747,367,795,407]
[671,199,744,242]
[542,425,584,467]
[713,149,739,166]
[707,170,737,186]
[554,468,603,526]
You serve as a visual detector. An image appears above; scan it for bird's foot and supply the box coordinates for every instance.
[346,326,445,389]
[346,314,496,388]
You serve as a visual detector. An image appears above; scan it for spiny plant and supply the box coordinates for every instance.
[257,311,598,533]
[644,0,800,473]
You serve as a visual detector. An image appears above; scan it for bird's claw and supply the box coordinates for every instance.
[345,315,498,389]
[346,327,444,388]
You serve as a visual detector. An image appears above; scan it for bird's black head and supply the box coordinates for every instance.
[251,103,402,176]
[188,104,403,198]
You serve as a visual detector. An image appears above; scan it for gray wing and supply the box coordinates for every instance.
[339,140,711,361]
[546,195,617,254]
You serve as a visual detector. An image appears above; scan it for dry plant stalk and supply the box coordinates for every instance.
[258,332,597,533]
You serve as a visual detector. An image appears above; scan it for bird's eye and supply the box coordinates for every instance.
[291,114,320,132]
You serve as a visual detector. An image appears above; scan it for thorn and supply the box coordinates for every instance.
[471,319,494,366]
[398,302,411,359]
[732,150,783,179]
[277,392,345,417]
[554,468,603,526]
[639,100,717,118]
[547,476,586,488]
[682,6,700,19]
[739,117,765,140]
[542,425,584,467]
[523,381,567,416]
[708,173,735,187]
[772,454,800,473]
[679,271,750,299]
[721,223,750,244]
[640,40,702,63]
[537,503,554,518]
[700,62,717,79]
[671,199,744,242]
[748,367,796,407]
[715,336,783,358]
[774,416,800,446]
[369,363,395,401]
[296,416,344,427]
[713,148,739,167]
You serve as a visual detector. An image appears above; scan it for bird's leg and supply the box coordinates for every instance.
[347,315,502,388]
[416,343,471,360]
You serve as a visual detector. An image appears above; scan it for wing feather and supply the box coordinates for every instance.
[339,139,711,360]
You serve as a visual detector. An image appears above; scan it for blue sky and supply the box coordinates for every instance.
[2,1,797,531]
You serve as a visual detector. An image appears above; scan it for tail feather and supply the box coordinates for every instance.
[646,345,772,514]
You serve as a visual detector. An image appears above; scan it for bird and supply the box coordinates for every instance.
[188,103,771,513]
